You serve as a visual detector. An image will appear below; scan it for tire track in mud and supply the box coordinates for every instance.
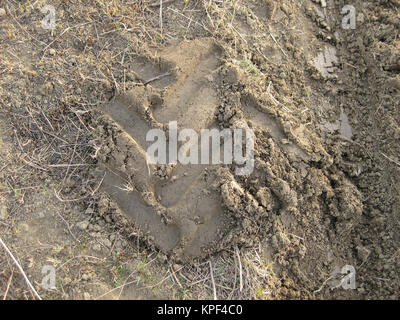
[97,39,229,259]
[95,38,364,265]
[324,0,400,299]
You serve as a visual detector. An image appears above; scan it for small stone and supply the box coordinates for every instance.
[76,220,89,230]
[0,8,6,17]
[356,246,370,261]
[82,273,91,281]
[49,48,56,55]
[205,74,213,82]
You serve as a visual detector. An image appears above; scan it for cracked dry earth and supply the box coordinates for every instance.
[95,38,362,264]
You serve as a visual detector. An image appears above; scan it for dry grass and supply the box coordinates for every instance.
[0,0,280,300]
[0,0,309,300]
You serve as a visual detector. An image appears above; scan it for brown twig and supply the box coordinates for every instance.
[235,246,243,292]
[0,236,42,300]
[149,0,177,7]
[3,269,13,300]
[144,72,171,85]
[381,152,400,167]
[170,265,183,288]
[208,260,217,300]
[56,209,80,243]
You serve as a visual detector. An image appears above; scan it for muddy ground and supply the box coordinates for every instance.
[0,0,399,300]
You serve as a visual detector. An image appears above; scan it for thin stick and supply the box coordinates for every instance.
[167,7,212,34]
[144,72,170,85]
[3,270,13,300]
[208,260,217,300]
[205,0,215,29]
[95,265,183,300]
[0,236,42,300]
[47,163,89,168]
[94,278,140,300]
[5,2,45,48]
[56,210,80,243]
[170,265,183,288]
[61,132,79,186]
[56,255,103,271]
[54,189,89,202]
[235,246,243,292]
[149,0,176,7]
[21,157,48,171]
[54,172,105,202]
[0,163,8,172]
[314,274,335,293]
[117,256,157,300]
[269,31,288,58]
[381,152,400,167]
[91,173,106,195]
[110,71,120,95]
[42,22,91,52]
[159,0,163,33]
